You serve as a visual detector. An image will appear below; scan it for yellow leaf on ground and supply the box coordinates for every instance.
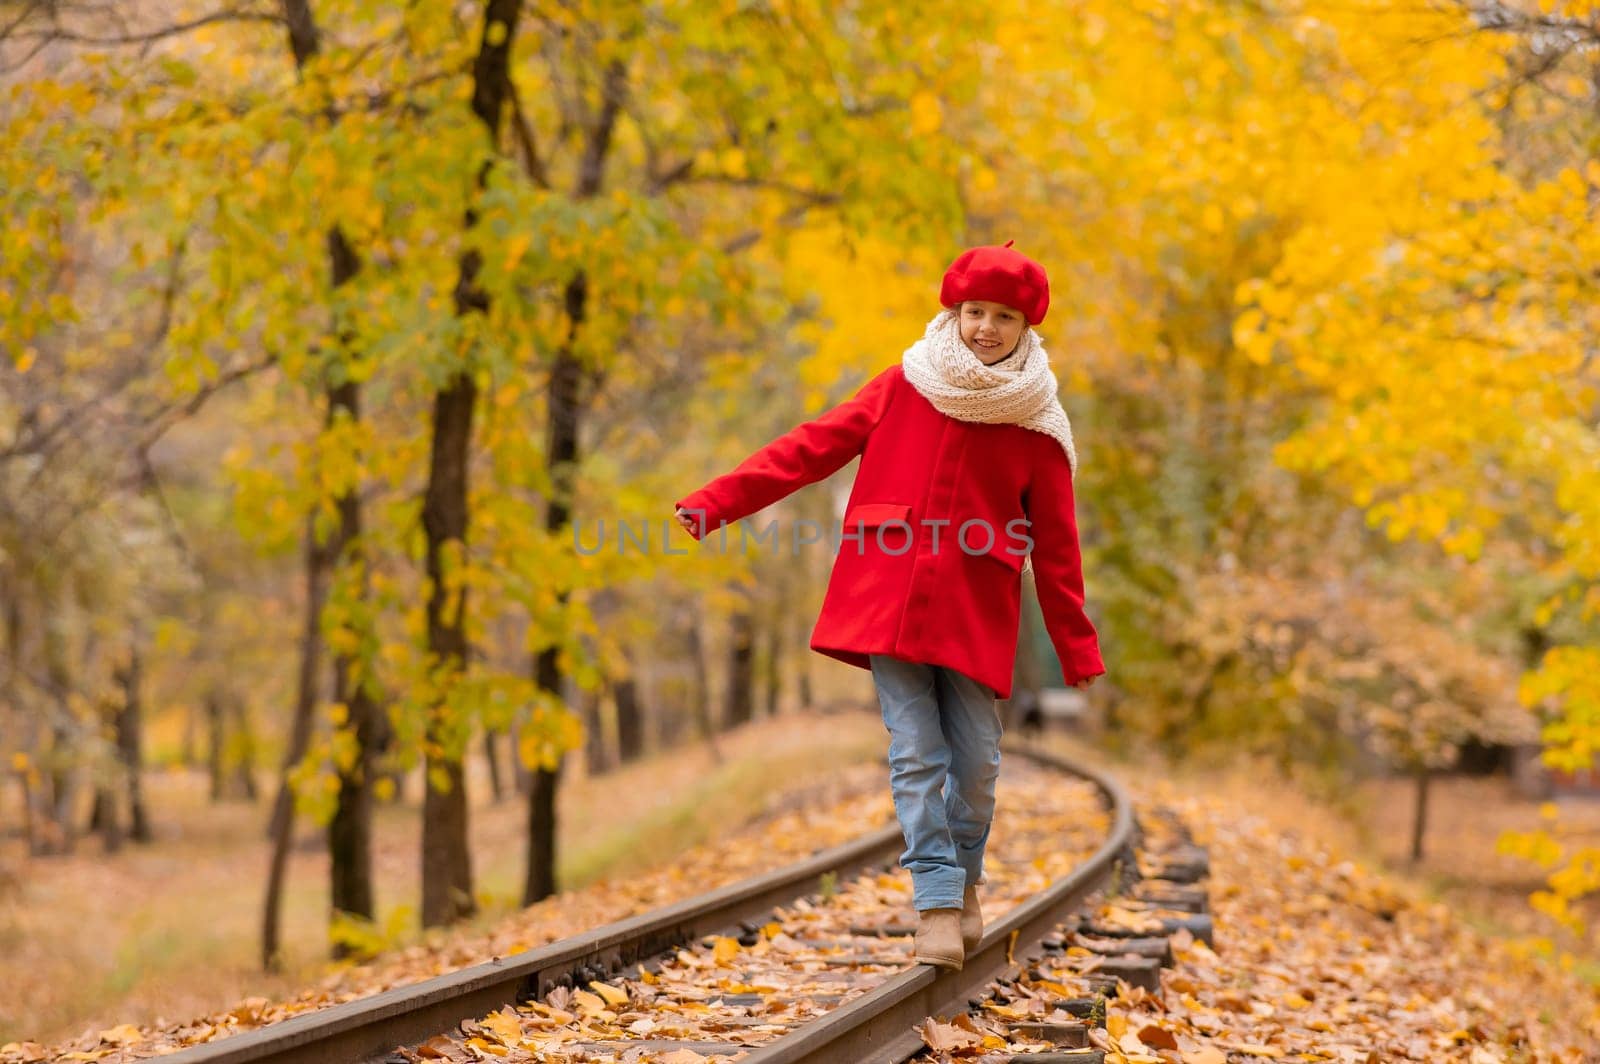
[98,1025,144,1045]
[711,936,740,966]
[588,980,629,1006]
[478,1010,522,1045]
[982,1003,1032,1020]
[570,988,608,1016]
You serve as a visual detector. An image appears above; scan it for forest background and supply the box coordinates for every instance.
[3,0,1600,1045]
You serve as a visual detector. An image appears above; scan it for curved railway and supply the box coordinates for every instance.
[156,745,1186,1064]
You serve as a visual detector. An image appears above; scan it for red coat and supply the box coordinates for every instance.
[675,364,1104,699]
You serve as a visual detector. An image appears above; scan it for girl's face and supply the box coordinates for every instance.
[958,301,1026,364]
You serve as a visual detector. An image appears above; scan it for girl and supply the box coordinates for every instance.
[673,242,1103,970]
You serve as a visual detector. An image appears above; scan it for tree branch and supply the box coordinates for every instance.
[507,69,551,189]
[10,6,284,48]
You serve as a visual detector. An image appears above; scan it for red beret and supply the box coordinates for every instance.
[939,240,1050,326]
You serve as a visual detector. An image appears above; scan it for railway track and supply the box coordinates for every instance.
[156,745,1211,1064]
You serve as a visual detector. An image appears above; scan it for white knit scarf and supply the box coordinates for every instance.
[901,309,1078,476]
[900,310,1079,577]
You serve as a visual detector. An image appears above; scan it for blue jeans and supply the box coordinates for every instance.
[869,654,1004,911]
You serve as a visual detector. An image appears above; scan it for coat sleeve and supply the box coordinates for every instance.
[1023,437,1105,685]
[675,365,901,539]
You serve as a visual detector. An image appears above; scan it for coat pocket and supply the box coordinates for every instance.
[975,543,1026,573]
[840,502,913,557]
[842,502,912,528]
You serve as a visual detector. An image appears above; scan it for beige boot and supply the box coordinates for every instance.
[913,908,965,969]
[961,885,983,954]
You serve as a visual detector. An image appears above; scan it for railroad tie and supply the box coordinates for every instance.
[960,801,1214,1060]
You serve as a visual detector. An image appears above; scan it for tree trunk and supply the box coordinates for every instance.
[614,676,644,764]
[509,722,533,797]
[525,327,582,906]
[523,658,562,904]
[325,370,379,940]
[281,0,382,946]
[420,376,479,928]
[761,608,781,720]
[43,625,78,855]
[206,691,225,803]
[262,511,333,971]
[584,687,611,776]
[1409,765,1430,863]
[117,645,150,842]
[484,732,505,802]
[90,785,122,854]
[419,0,525,930]
[515,30,625,909]
[723,607,755,730]
[327,644,379,939]
[524,751,559,904]
[231,696,259,801]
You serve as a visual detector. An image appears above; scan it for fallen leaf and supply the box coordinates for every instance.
[416,1035,466,1060]
[570,989,608,1017]
[1184,1048,1228,1064]
[982,1002,1033,1020]
[589,980,629,1007]
[477,1010,522,1046]
[917,1017,984,1052]
[97,1025,144,1046]
[711,936,740,966]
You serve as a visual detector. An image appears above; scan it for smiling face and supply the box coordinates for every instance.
[958,301,1027,365]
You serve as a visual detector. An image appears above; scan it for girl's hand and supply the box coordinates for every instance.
[674,506,701,536]
[1070,674,1101,690]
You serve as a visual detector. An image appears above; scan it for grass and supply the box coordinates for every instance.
[0,711,886,1046]
[555,756,779,890]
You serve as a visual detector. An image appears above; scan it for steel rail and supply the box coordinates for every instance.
[162,823,904,1063]
[740,745,1136,1064]
[160,743,1131,1064]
